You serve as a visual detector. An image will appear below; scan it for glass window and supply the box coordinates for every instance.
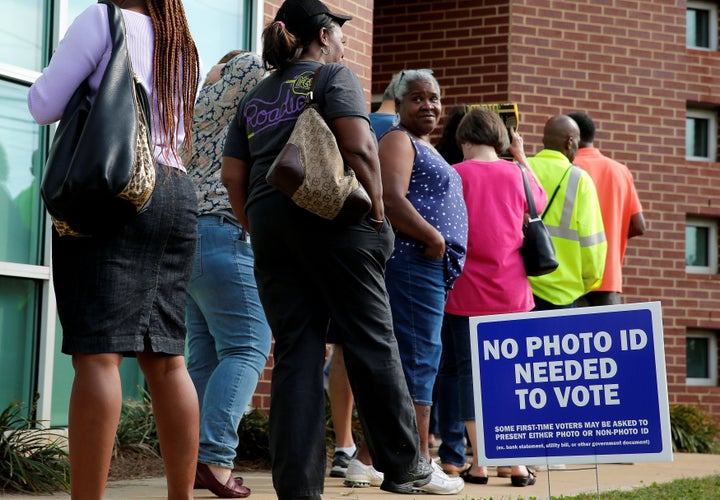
[0,276,38,407]
[184,0,252,68]
[0,79,43,265]
[687,330,718,386]
[686,109,717,161]
[686,216,718,274]
[687,225,709,266]
[66,0,253,77]
[687,1,718,50]
[0,0,44,71]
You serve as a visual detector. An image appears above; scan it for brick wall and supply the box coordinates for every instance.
[372,1,510,103]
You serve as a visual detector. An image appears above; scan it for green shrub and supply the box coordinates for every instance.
[114,389,160,458]
[235,408,271,466]
[233,398,364,468]
[670,404,720,454]
[0,400,70,494]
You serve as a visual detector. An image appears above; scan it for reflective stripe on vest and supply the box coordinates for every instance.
[546,166,605,247]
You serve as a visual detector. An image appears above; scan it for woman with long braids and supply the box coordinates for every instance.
[28,1,201,498]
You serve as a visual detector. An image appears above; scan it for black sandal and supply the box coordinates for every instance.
[510,469,536,487]
[460,468,489,484]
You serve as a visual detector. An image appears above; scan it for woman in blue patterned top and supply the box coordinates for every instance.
[378,69,468,495]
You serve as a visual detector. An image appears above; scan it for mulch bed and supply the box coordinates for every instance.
[108,452,270,481]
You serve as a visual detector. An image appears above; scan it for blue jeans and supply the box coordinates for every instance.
[437,313,475,467]
[186,214,271,468]
[385,252,447,406]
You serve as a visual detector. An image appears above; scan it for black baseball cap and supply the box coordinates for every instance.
[275,0,352,38]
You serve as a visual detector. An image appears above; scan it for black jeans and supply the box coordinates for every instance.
[249,195,421,499]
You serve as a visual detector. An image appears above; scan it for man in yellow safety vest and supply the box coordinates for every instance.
[527,115,607,310]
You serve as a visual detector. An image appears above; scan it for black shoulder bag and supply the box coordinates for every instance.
[41,0,155,237]
[517,163,560,276]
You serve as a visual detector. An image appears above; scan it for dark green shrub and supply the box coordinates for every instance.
[114,389,160,458]
[233,399,364,468]
[0,400,70,494]
[670,404,720,453]
[235,408,271,466]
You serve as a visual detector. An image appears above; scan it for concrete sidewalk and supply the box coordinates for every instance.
[2,452,719,499]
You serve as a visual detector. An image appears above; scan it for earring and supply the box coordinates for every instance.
[320,47,329,55]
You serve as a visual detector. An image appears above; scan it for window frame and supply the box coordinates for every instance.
[686,329,718,386]
[686,216,718,274]
[686,108,718,162]
[687,1,719,50]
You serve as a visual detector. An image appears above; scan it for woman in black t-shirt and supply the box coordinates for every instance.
[221,1,433,498]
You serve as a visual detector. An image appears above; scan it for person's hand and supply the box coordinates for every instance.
[423,231,446,260]
[507,126,527,165]
[368,214,384,232]
[367,202,385,232]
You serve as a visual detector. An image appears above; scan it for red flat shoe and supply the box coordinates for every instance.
[195,470,244,489]
[195,462,251,498]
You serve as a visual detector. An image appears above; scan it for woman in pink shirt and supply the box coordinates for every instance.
[437,107,545,487]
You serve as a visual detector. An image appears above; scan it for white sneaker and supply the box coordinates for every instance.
[344,458,384,487]
[415,459,465,494]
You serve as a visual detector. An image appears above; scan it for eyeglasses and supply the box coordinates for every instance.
[396,68,435,93]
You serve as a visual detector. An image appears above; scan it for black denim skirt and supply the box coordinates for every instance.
[52,164,197,355]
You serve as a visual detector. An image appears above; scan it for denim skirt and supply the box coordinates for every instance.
[385,251,447,406]
[52,164,197,356]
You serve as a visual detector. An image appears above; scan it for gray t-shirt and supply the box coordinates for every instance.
[224,61,369,212]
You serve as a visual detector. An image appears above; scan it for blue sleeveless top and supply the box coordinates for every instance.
[389,126,468,287]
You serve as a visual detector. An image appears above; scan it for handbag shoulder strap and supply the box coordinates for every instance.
[309,65,328,105]
[98,0,124,56]
[98,0,144,84]
[516,162,539,219]
[540,164,573,218]
[98,0,152,131]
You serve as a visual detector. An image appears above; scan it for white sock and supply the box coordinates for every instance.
[336,445,357,456]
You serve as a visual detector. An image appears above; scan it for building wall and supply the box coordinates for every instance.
[373,0,720,416]
[372,1,511,104]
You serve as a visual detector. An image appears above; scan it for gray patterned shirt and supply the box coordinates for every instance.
[183,52,267,215]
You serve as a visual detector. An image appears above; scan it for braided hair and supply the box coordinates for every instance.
[146,0,199,159]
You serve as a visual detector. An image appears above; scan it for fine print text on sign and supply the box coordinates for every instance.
[470,302,672,466]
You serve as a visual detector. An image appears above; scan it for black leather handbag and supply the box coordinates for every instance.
[517,163,559,276]
[41,0,154,237]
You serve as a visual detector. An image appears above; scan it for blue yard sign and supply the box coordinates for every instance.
[470,302,672,465]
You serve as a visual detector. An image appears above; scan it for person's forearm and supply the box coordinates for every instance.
[628,212,646,238]
[221,156,250,231]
